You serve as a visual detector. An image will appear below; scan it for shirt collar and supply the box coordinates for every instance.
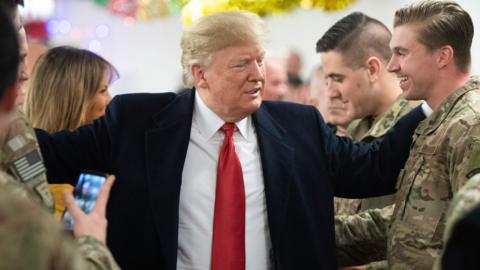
[193,91,252,141]
[421,101,433,117]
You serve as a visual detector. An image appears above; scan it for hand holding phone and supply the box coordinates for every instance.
[62,173,115,244]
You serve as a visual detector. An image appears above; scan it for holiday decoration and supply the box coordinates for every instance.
[301,0,354,11]
[93,0,354,23]
[180,0,355,25]
[25,20,48,42]
[108,0,138,17]
[137,0,170,21]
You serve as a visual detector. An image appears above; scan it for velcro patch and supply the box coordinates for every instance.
[12,150,45,182]
[7,135,27,152]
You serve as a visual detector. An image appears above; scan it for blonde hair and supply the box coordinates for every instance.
[394,0,473,71]
[180,10,268,87]
[25,46,118,132]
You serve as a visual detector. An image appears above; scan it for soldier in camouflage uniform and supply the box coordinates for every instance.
[0,0,54,212]
[0,3,120,269]
[336,1,480,269]
[316,12,417,217]
[316,12,419,269]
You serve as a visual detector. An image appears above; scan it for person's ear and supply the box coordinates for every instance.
[0,85,18,113]
[436,45,454,69]
[365,56,381,83]
[191,64,209,89]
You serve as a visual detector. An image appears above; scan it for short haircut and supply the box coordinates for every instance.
[394,0,473,72]
[25,46,119,132]
[180,11,268,87]
[0,5,19,98]
[0,0,24,19]
[316,12,392,69]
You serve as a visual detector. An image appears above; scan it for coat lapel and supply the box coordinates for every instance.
[253,105,294,254]
[145,90,195,266]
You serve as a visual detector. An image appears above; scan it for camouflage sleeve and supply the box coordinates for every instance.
[432,174,480,270]
[335,204,393,266]
[76,236,121,270]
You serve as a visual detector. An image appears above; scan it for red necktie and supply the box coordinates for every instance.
[211,123,246,270]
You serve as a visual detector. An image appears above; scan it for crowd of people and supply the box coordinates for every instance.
[0,0,479,269]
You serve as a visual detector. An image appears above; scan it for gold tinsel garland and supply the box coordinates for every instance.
[181,0,354,25]
[102,0,355,23]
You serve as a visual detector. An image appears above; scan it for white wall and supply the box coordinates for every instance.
[48,0,480,95]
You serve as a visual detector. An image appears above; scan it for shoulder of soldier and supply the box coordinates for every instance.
[2,107,35,142]
[346,118,365,139]
[355,96,416,139]
[436,93,480,143]
[381,96,418,121]
[446,80,480,120]
[0,113,54,211]
[1,106,38,163]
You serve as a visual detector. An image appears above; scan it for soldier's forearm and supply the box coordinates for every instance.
[335,204,392,246]
[335,204,393,266]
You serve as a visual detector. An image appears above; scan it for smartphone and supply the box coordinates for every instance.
[62,171,107,230]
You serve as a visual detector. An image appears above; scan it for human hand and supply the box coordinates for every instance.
[63,175,116,244]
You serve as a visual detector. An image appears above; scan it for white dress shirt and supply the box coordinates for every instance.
[177,93,272,270]
[421,101,433,117]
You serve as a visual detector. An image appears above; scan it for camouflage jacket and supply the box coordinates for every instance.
[0,170,120,270]
[433,172,480,270]
[0,108,54,212]
[335,77,480,269]
[388,76,480,269]
[334,95,416,216]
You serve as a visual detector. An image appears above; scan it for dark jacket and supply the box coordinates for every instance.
[36,89,424,269]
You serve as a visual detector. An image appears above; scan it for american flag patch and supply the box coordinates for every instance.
[13,150,46,182]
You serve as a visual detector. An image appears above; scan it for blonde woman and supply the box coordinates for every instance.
[25,46,118,220]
